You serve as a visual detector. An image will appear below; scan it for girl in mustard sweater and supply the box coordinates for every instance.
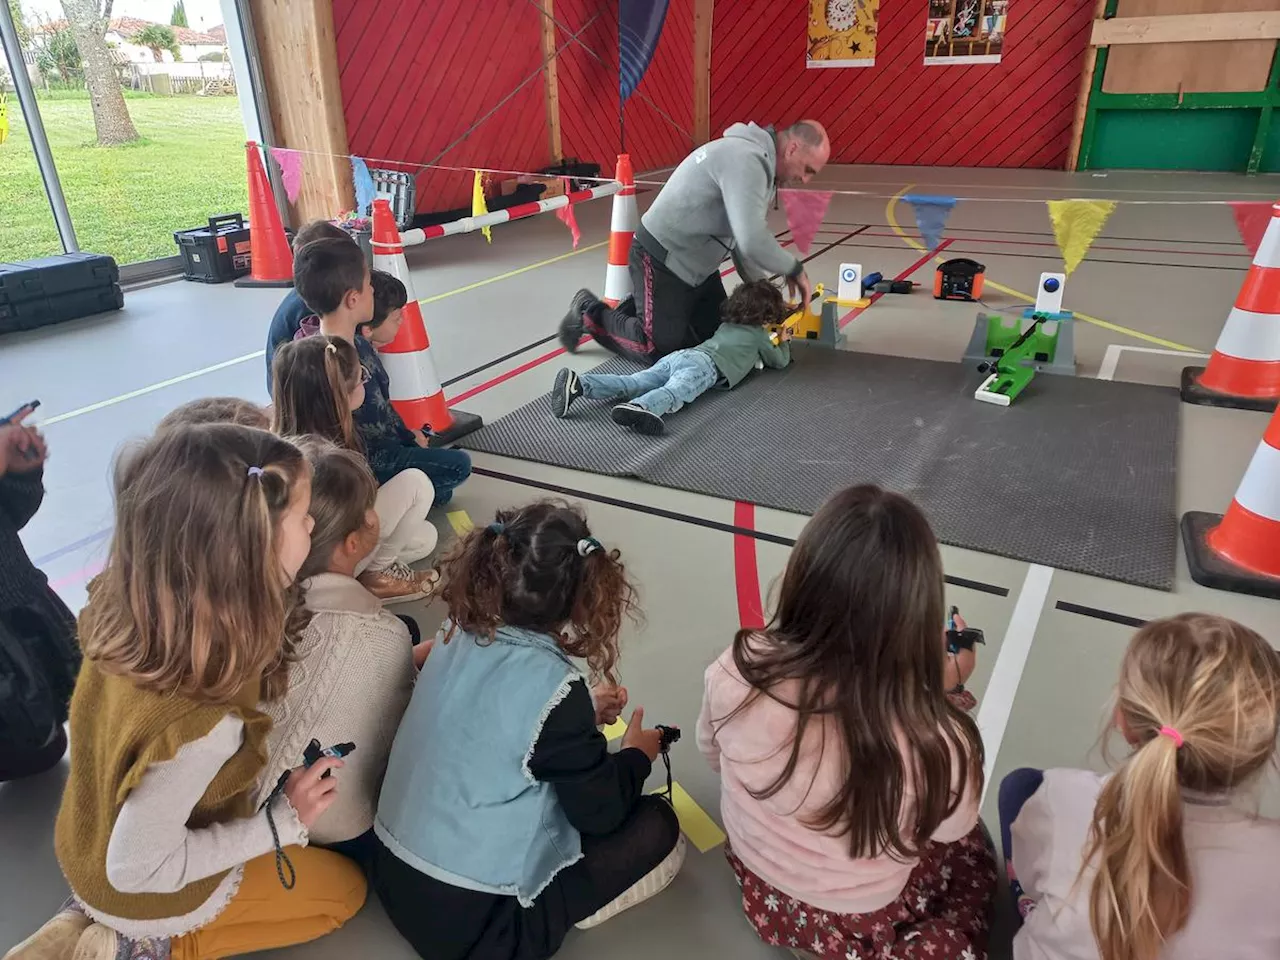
[8,424,366,960]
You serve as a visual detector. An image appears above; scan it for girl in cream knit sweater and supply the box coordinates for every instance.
[259,439,425,868]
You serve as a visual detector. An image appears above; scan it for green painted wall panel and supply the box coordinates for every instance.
[1089,109,1260,172]
[1261,116,1280,173]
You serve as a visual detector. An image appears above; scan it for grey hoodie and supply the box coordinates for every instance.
[640,122,803,288]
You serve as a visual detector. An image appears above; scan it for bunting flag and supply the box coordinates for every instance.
[779,189,834,255]
[620,0,670,102]
[555,178,581,248]
[903,194,956,251]
[351,157,376,216]
[270,147,304,203]
[1047,199,1116,275]
[1229,201,1272,257]
[0,91,8,146]
[473,170,491,243]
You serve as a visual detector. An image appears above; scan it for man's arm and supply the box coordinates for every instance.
[714,161,803,282]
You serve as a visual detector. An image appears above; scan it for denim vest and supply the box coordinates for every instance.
[374,622,583,906]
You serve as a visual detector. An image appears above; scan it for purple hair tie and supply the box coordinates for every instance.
[247,466,265,478]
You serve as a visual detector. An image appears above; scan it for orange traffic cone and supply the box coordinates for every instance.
[370,199,482,445]
[235,141,294,288]
[602,154,637,307]
[1182,405,1280,599]
[1181,200,1280,411]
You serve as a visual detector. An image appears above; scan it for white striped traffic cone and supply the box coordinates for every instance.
[370,199,482,445]
[1182,405,1280,599]
[602,154,637,307]
[1182,200,1280,412]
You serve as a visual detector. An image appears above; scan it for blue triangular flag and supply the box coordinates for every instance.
[351,157,376,216]
[904,194,957,251]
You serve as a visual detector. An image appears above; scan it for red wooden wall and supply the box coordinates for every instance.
[332,0,695,216]
[712,0,1094,168]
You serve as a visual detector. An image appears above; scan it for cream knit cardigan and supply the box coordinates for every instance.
[259,572,415,845]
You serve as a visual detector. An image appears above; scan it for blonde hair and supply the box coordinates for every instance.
[1082,613,1280,960]
[80,424,310,704]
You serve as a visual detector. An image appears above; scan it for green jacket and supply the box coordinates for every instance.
[693,322,791,388]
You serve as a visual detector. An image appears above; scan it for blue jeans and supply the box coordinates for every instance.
[371,445,472,506]
[999,767,1045,930]
[580,349,719,417]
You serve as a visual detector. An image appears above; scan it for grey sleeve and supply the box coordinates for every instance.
[713,159,803,280]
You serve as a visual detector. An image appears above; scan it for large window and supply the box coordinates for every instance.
[1,35,63,261]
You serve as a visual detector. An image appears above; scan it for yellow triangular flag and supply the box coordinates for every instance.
[0,91,9,147]
[1048,199,1116,276]
[472,170,491,243]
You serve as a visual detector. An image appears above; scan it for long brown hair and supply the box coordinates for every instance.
[718,484,983,860]
[1082,614,1279,960]
[271,335,363,452]
[439,500,639,683]
[296,438,377,582]
[80,424,310,704]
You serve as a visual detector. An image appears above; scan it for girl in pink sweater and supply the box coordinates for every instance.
[697,484,995,959]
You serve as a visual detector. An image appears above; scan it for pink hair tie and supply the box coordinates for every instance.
[1159,725,1184,749]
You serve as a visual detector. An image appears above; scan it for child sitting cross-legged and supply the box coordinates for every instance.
[698,484,996,959]
[272,334,439,603]
[372,501,685,960]
[549,279,792,436]
[258,439,421,873]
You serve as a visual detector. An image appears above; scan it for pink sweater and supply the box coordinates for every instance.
[697,645,981,915]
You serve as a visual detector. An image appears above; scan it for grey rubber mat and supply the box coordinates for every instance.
[461,348,1180,590]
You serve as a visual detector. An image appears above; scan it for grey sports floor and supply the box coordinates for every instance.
[2,164,1278,959]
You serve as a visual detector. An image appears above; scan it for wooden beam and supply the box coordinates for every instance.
[250,0,354,224]
[1068,0,1110,171]
[540,0,562,162]
[693,0,713,144]
[1091,11,1280,46]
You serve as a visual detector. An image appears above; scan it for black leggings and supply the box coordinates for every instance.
[374,796,680,960]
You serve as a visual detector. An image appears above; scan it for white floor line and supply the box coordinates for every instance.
[976,563,1054,806]
[1096,344,1211,381]
[40,350,266,426]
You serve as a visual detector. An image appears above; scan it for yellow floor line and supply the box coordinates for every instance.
[601,717,725,851]
[418,240,608,305]
[883,189,1201,353]
[447,510,474,536]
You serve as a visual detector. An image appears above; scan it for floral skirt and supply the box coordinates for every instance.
[726,823,997,960]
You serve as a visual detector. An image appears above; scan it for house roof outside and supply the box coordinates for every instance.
[31,17,225,46]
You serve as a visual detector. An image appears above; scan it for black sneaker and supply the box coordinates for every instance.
[551,368,584,418]
[559,288,599,353]
[611,402,665,436]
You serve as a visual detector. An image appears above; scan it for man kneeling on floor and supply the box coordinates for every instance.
[551,281,792,436]
[558,120,829,363]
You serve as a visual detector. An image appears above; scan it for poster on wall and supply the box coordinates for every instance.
[924,0,1006,66]
[807,0,879,69]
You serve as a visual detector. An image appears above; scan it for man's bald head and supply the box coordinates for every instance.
[776,120,830,187]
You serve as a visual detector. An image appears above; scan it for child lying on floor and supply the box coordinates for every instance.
[549,280,792,436]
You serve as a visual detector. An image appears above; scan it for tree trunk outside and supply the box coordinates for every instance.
[60,0,140,146]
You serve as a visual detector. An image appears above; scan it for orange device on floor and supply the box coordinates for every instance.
[934,258,986,301]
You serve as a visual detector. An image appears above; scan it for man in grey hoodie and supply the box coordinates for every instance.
[558,120,830,364]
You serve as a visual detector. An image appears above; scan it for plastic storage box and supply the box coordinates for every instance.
[174,214,253,283]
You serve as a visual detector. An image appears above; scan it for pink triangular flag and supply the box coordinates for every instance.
[779,189,834,255]
[270,147,304,203]
[556,179,581,248]
[1229,201,1272,257]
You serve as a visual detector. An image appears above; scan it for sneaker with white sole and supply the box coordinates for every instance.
[358,562,440,605]
[551,368,584,418]
[610,402,664,436]
[574,835,686,930]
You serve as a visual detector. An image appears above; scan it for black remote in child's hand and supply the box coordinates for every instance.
[655,724,681,752]
[303,738,356,779]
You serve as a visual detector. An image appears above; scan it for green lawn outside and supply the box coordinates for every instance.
[0,93,248,265]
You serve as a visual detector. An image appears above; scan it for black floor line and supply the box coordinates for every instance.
[442,333,560,388]
[471,466,1011,598]
[1055,600,1147,629]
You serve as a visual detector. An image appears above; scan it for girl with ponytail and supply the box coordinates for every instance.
[372,500,685,960]
[272,335,439,603]
[1010,613,1280,960]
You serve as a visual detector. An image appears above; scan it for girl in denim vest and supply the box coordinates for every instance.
[373,500,685,960]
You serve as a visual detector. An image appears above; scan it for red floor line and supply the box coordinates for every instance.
[840,239,953,330]
[732,501,766,631]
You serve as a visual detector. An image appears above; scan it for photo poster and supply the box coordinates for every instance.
[807,0,879,70]
[925,0,1006,66]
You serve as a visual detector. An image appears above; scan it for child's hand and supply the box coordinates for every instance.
[620,707,663,762]
[412,637,434,671]
[779,327,794,343]
[284,758,343,828]
[593,684,628,726]
[412,429,431,448]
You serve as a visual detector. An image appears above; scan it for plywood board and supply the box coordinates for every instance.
[1103,1,1280,94]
